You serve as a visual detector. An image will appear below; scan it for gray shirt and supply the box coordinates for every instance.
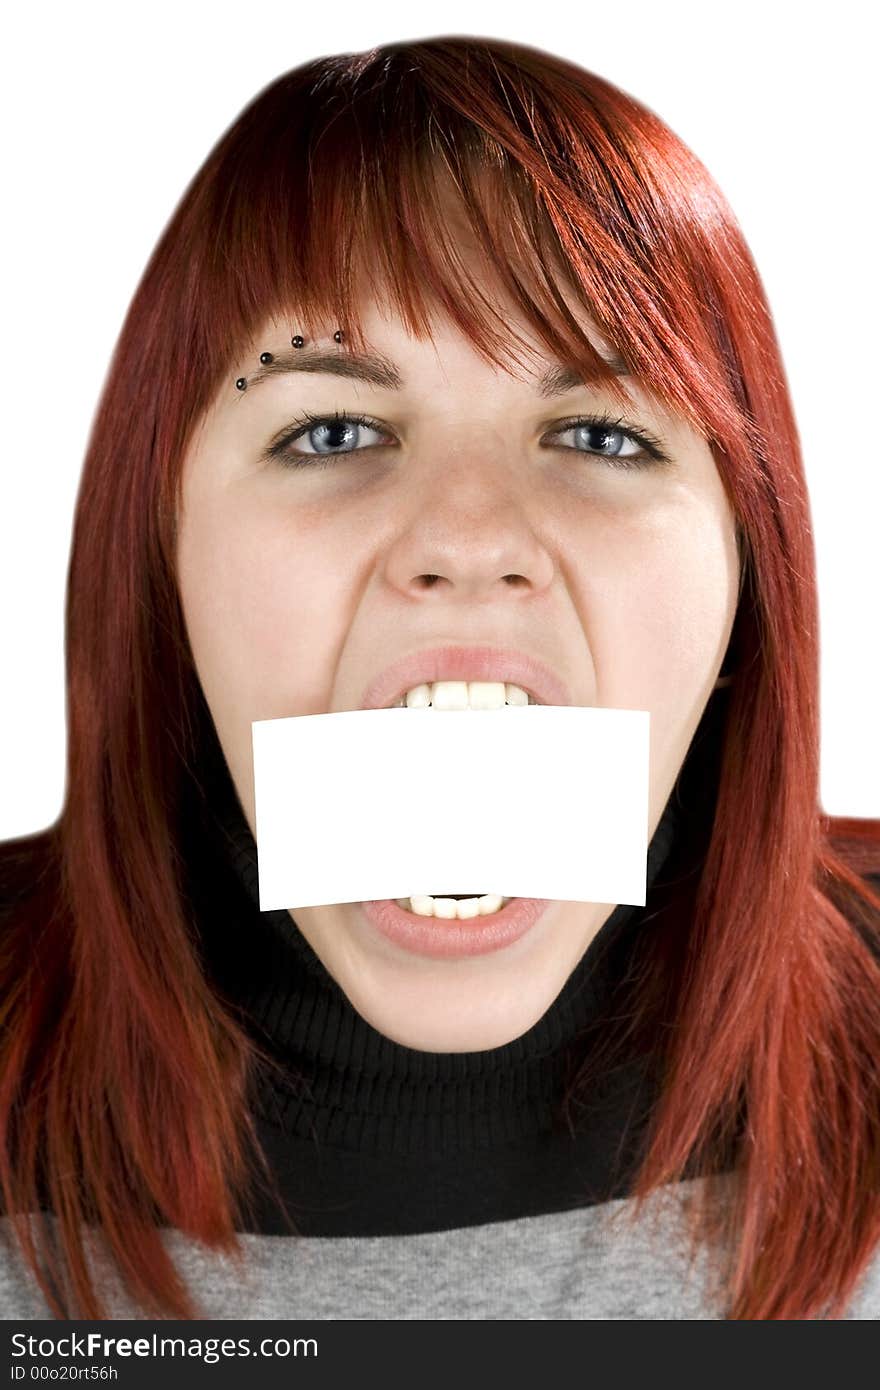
[3,1175,879,1320]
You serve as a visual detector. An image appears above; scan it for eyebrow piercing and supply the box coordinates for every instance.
[234,329,344,390]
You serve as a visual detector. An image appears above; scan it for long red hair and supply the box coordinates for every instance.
[2,36,879,1319]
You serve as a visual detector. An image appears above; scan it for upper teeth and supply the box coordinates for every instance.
[389,681,537,709]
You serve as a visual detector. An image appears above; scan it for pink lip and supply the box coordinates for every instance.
[359,644,572,710]
[358,896,553,959]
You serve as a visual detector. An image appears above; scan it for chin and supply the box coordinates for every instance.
[296,899,587,1053]
[345,986,557,1054]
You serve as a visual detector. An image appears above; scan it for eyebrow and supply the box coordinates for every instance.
[237,348,630,397]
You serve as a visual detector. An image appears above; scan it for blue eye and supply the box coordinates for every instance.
[266,410,671,470]
[269,412,392,463]
[543,415,671,468]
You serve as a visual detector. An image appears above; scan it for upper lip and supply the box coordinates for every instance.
[359,645,573,709]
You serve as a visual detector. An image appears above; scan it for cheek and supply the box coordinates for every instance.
[571,503,738,805]
[575,504,739,701]
[176,494,355,719]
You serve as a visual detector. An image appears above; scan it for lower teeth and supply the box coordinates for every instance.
[394,893,511,920]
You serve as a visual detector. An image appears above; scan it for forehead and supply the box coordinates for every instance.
[226,158,660,406]
[239,288,632,396]
[239,188,623,380]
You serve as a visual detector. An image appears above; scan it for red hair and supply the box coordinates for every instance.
[2,36,878,1319]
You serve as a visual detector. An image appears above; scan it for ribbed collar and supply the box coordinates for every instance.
[181,695,724,1155]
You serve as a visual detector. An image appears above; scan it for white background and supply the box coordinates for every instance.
[1,0,877,838]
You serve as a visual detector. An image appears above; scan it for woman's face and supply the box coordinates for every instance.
[176,287,740,1053]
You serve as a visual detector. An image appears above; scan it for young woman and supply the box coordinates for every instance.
[1,36,879,1321]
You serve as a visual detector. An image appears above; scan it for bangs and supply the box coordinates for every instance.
[201,43,746,442]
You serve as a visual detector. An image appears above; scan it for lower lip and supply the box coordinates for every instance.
[358,896,552,959]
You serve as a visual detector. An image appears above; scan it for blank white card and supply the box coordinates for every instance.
[252,705,650,911]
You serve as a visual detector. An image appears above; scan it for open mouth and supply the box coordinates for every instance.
[392,893,514,919]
